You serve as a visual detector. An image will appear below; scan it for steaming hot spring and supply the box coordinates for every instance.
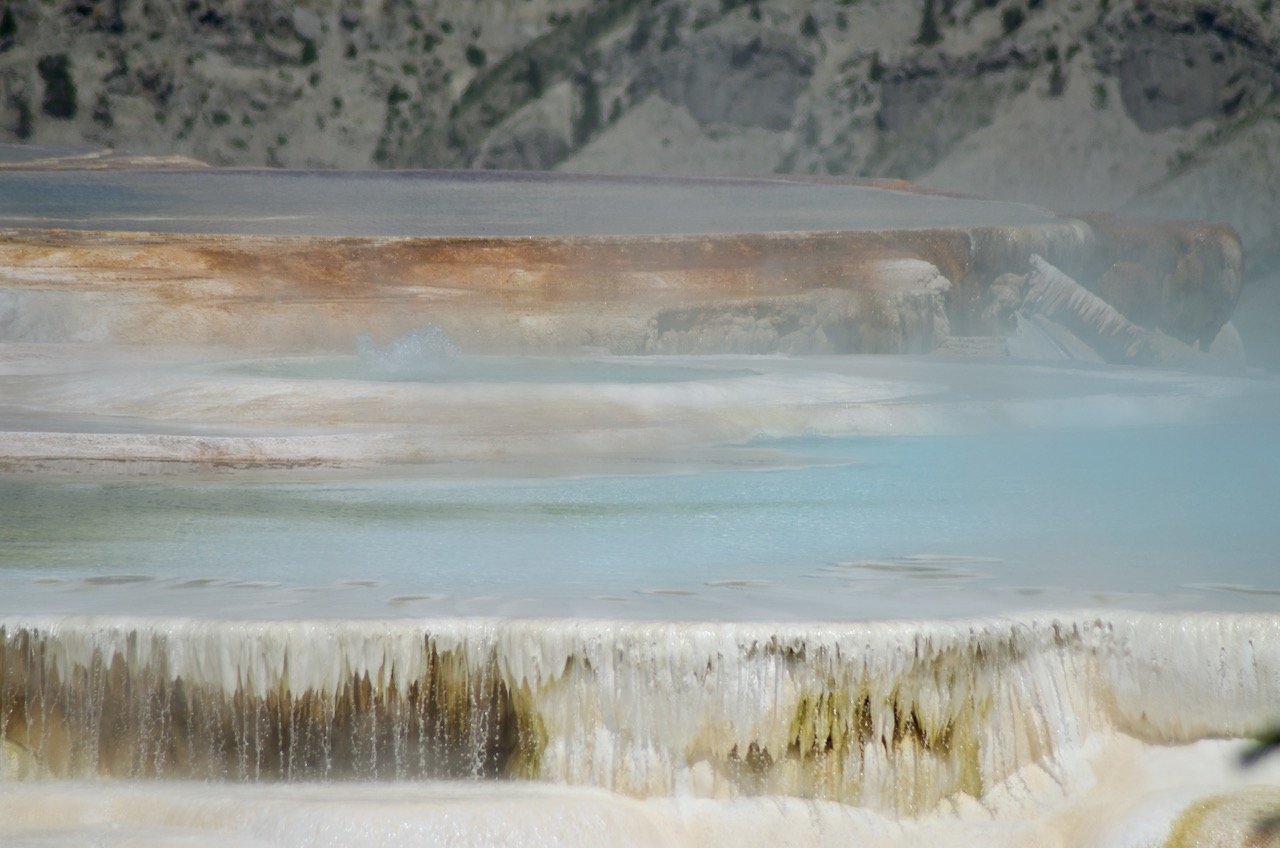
[1,149,1278,847]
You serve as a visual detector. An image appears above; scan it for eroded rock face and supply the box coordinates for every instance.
[1075,214,1243,349]
[646,291,859,355]
[658,28,814,131]
[874,47,1042,136]
[472,82,575,170]
[999,242,1246,369]
[644,259,950,356]
[0,157,1247,365]
[875,69,942,135]
[980,272,1028,335]
[1019,255,1197,367]
[1092,5,1280,132]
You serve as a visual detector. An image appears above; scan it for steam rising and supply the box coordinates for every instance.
[356,325,460,378]
[0,160,1276,847]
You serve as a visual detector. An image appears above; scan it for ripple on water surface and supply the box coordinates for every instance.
[1,421,1277,620]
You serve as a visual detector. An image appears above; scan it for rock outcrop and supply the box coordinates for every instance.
[1091,4,1280,133]
[1016,255,1197,367]
[1070,214,1244,350]
[656,27,815,132]
[0,0,1275,365]
[0,159,1244,368]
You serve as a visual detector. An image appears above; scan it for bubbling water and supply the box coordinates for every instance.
[355,325,461,379]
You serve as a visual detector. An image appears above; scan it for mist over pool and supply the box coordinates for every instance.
[1,163,1278,848]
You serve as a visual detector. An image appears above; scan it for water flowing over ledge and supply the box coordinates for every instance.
[4,613,1277,815]
[0,161,1273,846]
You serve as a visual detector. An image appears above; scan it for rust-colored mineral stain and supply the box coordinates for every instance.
[0,229,979,302]
[0,169,1246,359]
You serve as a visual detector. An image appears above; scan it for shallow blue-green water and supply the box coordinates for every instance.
[2,421,1275,621]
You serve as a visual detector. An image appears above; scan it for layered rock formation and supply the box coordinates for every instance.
[0,163,1245,369]
[0,0,1276,364]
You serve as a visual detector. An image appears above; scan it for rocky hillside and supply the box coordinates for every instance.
[1,0,1277,364]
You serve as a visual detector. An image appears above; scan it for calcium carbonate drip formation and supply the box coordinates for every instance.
[3,613,1276,814]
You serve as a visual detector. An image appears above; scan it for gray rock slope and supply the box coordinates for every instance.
[1,0,1277,364]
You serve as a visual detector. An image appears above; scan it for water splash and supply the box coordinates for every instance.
[356,325,460,379]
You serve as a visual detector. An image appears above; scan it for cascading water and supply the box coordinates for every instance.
[4,612,1280,846]
[5,614,1279,802]
[1,162,1278,848]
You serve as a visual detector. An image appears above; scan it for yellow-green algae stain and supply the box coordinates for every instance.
[0,737,39,780]
[2,620,1070,813]
[1163,788,1280,848]
[0,625,549,782]
[781,682,984,809]
[504,677,548,780]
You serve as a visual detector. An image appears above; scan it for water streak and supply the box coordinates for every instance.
[3,613,1276,815]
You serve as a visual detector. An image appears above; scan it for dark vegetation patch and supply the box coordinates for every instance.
[37,54,77,119]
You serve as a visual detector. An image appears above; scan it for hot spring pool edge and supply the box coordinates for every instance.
[3,610,1276,817]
